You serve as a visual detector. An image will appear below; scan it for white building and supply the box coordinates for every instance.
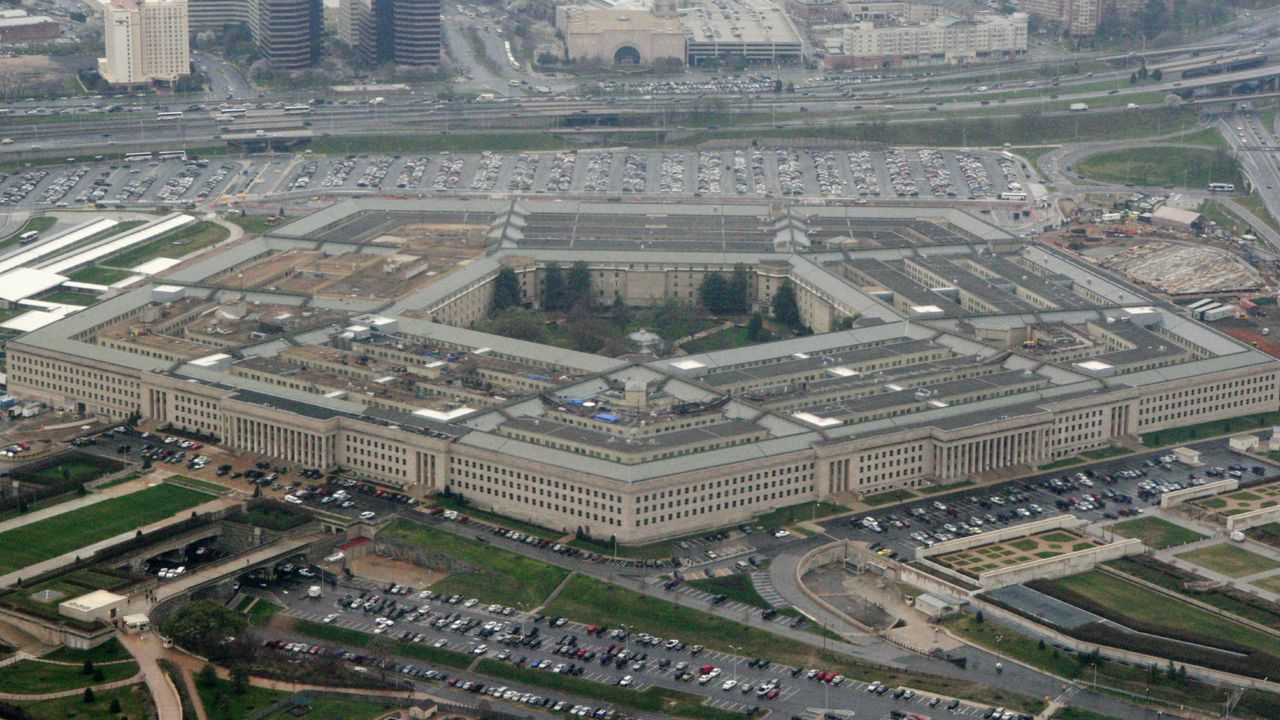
[842,12,1027,66]
[99,0,191,85]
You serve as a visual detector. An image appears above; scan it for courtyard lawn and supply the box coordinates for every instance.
[378,519,569,607]
[1043,571,1280,657]
[1176,543,1280,578]
[0,659,138,694]
[66,265,133,285]
[0,484,211,573]
[1108,516,1206,549]
[43,639,131,664]
[18,683,151,720]
[101,221,229,270]
[27,457,117,485]
[754,501,849,527]
[862,489,917,507]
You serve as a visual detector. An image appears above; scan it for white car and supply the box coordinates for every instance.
[358,511,376,520]
[283,494,303,504]
[721,679,738,691]
[618,675,633,686]
[773,529,791,538]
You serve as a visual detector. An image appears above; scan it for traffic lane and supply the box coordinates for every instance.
[272,586,995,720]
[824,440,1277,557]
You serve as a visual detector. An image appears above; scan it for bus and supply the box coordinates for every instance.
[283,104,312,115]
[1208,182,1236,192]
[157,150,187,161]
[998,191,1028,201]
[18,231,39,245]
[157,111,184,121]
[218,105,247,117]
[123,151,153,162]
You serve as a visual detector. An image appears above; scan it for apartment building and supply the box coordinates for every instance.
[99,0,190,85]
[1020,0,1099,37]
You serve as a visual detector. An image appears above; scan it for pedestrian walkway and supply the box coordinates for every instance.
[750,570,790,608]
[118,632,183,720]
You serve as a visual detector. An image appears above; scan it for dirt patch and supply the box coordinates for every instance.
[347,553,447,590]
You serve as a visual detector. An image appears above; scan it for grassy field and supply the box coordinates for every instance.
[1106,556,1280,629]
[475,659,747,720]
[36,289,97,306]
[687,573,788,614]
[1108,517,1205,549]
[1238,191,1280,234]
[102,220,229,270]
[0,215,57,251]
[246,599,283,626]
[378,519,570,607]
[66,265,133,285]
[1140,410,1280,446]
[44,638,130,664]
[544,575,1042,712]
[196,675,288,720]
[310,132,571,155]
[1043,571,1280,657]
[0,484,211,573]
[862,489,917,507]
[19,682,151,720]
[0,659,138,694]
[1074,146,1241,189]
[290,618,474,669]
[431,494,562,541]
[226,214,289,236]
[679,326,755,354]
[1039,457,1084,471]
[1080,446,1133,460]
[1175,543,1280,578]
[28,458,114,485]
[753,501,849,527]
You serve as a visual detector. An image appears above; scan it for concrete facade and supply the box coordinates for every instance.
[99,0,191,85]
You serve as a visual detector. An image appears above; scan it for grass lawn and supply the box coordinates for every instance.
[0,215,57,251]
[28,458,115,485]
[1141,410,1280,447]
[246,599,283,626]
[921,480,974,495]
[431,494,561,541]
[290,619,474,669]
[863,489,917,507]
[44,638,131,664]
[1039,457,1083,471]
[19,682,151,720]
[36,289,98,306]
[1108,517,1206,549]
[378,519,570,607]
[1080,446,1133,460]
[226,214,290,236]
[196,675,288,720]
[754,501,849,527]
[687,573,786,613]
[0,483,211,573]
[310,133,571,155]
[1176,543,1280,578]
[680,326,757,354]
[102,221,229,270]
[258,696,396,720]
[475,659,747,720]
[545,575,1043,712]
[1044,571,1280,657]
[65,265,134,285]
[1007,146,1056,179]
[1075,146,1240,188]
[1239,192,1280,234]
[1106,557,1280,628]
[0,659,138,694]
[1202,200,1257,237]
[948,614,1278,719]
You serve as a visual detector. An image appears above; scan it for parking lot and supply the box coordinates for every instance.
[268,573,1006,720]
[827,441,1280,558]
[0,156,249,210]
[275,147,1029,202]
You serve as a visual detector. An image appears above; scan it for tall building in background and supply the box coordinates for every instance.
[99,0,190,85]
[337,0,441,67]
[1020,0,1099,37]
[188,0,322,69]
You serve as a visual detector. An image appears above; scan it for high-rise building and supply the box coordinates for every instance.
[337,0,441,67]
[99,0,190,85]
[841,12,1029,67]
[187,0,321,69]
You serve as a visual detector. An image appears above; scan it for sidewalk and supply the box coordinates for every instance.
[118,632,183,720]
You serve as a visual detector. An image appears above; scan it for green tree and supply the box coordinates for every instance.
[82,660,94,676]
[82,687,95,704]
[1151,68,1163,82]
[197,663,218,688]
[1176,664,1187,685]
[542,262,565,311]
[772,281,802,328]
[492,267,520,313]
[975,610,984,624]
[746,312,764,341]
[109,698,121,713]
[92,668,104,682]
[17,495,27,513]
[160,601,247,659]
[566,261,592,310]
[1165,659,1177,680]
[728,264,750,312]
[230,664,250,695]
[610,293,630,327]
[699,273,732,314]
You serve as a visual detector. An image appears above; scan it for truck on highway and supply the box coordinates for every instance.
[1069,103,1089,112]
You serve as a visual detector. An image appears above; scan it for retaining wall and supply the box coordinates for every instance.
[1160,478,1238,509]
[976,537,1143,589]
[1226,504,1280,533]
[914,514,1081,562]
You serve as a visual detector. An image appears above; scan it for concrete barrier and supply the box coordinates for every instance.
[793,540,880,633]
[1226,504,1280,533]
[976,537,1143,589]
[915,514,1081,562]
[1160,478,1238,509]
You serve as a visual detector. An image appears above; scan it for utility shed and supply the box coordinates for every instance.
[1150,206,1202,231]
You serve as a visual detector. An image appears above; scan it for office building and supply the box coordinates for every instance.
[8,198,1279,544]
[841,12,1028,67]
[187,0,321,69]
[1019,0,1098,37]
[0,9,61,44]
[338,0,440,67]
[99,0,190,85]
